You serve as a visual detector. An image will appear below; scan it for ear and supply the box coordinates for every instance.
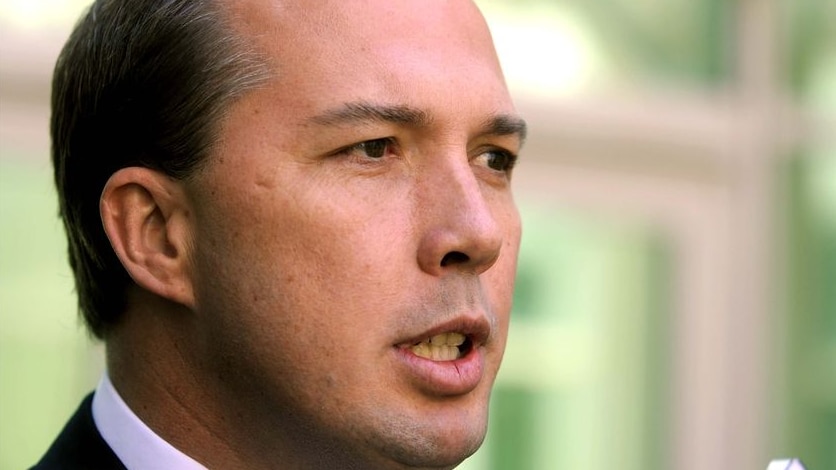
[100,167,195,309]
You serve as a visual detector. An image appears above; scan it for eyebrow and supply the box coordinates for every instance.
[308,101,527,144]
[308,102,433,127]
[482,114,528,145]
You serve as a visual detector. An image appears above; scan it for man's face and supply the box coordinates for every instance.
[183,0,523,467]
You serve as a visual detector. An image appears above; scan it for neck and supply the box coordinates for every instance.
[105,288,250,468]
[104,288,382,469]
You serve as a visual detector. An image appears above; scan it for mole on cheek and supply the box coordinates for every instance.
[254,176,276,189]
[253,165,279,190]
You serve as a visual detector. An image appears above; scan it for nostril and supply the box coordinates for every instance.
[440,251,470,267]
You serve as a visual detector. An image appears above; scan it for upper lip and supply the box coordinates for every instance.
[394,314,492,349]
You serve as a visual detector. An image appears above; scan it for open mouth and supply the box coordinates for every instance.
[393,321,489,395]
[408,332,474,361]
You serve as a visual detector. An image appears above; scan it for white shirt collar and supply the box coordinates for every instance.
[92,373,208,470]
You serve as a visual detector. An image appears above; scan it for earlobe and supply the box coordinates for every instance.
[100,168,195,309]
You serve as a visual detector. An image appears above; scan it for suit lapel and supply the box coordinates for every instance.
[31,393,127,470]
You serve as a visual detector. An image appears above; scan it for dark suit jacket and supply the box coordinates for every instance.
[31,393,127,470]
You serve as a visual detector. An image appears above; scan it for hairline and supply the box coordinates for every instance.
[52,0,273,338]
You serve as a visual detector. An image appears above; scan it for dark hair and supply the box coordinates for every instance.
[52,0,270,338]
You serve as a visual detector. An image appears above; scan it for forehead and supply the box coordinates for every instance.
[229,0,495,57]
[223,0,513,119]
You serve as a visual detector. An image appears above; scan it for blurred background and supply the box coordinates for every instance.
[0,0,833,469]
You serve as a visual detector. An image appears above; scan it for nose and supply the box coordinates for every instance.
[416,159,505,277]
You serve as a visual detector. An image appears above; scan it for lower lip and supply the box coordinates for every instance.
[393,345,485,396]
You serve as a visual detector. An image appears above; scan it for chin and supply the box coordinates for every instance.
[363,409,488,469]
[383,439,484,470]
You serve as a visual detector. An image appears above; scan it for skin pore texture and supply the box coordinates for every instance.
[100,0,525,468]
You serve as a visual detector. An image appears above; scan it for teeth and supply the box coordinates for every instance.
[431,333,466,346]
[411,332,467,361]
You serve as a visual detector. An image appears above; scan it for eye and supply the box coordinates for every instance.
[339,137,396,160]
[475,148,518,173]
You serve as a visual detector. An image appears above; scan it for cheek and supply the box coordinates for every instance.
[191,173,415,339]
[483,201,521,330]
[188,188,410,406]
[484,252,517,328]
